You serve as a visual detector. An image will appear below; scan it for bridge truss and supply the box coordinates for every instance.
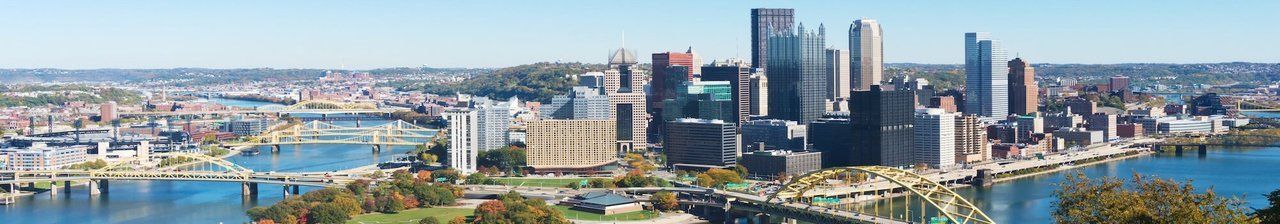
[769,166,996,224]
[229,120,437,147]
[1,152,336,188]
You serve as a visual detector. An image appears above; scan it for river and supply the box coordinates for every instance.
[954,146,1280,223]
[1,99,432,223]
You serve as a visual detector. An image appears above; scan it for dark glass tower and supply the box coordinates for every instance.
[849,85,916,167]
[701,60,751,124]
[751,8,794,71]
[766,23,828,123]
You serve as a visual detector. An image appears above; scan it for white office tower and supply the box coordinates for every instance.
[444,109,478,173]
[964,32,1009,119]
[915,108,957,169]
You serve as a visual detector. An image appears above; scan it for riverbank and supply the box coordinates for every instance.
[978,150,1153,186]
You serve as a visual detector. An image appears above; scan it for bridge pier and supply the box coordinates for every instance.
[88,180,108,195]
[271,145,280,153]
[49,182,57,197]
[242,182,259,196]
[282,185,300,197]
[372,144,381,153]
[63,181,72,195]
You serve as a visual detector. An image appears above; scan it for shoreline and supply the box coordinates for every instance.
[954,150,1154,189]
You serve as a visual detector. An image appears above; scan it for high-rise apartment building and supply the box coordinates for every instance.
[606,47,648,152]
[825,49,851,100]
[701,59,752,124]
[525,119,617,174]
[100,101,118,122]
[915,108,957,169]
[849,85,915,167]
[849,19,884,91]
[443,109,478,173]
[1109,76,1130,92]
[1008,58,1038,115]
[964,32,1009,118]
[954,114,989,164]
[767,24,828,123]
[664,119,737,171]
[751,8,795,71]
[474,99,511,151]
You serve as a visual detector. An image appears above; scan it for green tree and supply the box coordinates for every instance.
[308,203,350,224]
[1254,188,1280,224]
[1052,172,1257,224]
[652,191,679,211]
[417,217,441,224]
[731,164,749,178]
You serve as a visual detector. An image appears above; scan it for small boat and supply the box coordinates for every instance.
[241,148,261,156]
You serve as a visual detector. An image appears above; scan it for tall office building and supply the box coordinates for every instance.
[915,108,957,169]
[751,8,795,71]
[541,86,610,120]
[474,99,511,151]
[443,109,478,173]
[1087,113,1118,140]
[954,114,990,164]
[849,85,916,167]
[664,118,737,170]
[701,58,752,124]
[825,49,851,100]
[849,19,884,91]
[525,119,617,174]
[767,24,828,123]
[749,73,769,116]
[651,51,696,111]
[1008,58,1038,115]
[964,32,1009,118]
[605,47,649,152]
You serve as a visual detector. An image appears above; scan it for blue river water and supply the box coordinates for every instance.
[1,98,433,223]
[955,146,1280,223]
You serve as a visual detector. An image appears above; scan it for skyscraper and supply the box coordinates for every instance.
[767,23,828,123]
[660,81,735,122]
[849,85,915,167]
[749,72,769,116]
[1008,58,1038,115]
[915,108,957,169]
[443,109,478,173]
[849,19,883,91]
[701,58,751,124]
[825,49,851,100]
[606,47,649,153]
[751,8,795,71]
[651,51,696,111]
[955,114,990,164]
[964,32,1009,118]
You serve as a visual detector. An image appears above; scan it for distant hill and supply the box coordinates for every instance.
[393,62,605,103]
[0,67,480,85]
[886,62,1280,89]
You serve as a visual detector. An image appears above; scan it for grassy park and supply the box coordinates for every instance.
[346,207,473,224]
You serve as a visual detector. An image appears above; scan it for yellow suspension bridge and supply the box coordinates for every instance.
[227,120,439,151]
[1,152,363,201]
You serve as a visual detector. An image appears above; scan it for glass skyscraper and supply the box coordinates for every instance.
[964,32,1009,118]
[849,19,883,91]
[751,8,795,71]
[766,23,828,123]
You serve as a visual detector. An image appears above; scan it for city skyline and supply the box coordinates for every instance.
[2,1,1279,69]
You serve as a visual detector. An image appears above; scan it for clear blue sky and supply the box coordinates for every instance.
[1,0,1277,69]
